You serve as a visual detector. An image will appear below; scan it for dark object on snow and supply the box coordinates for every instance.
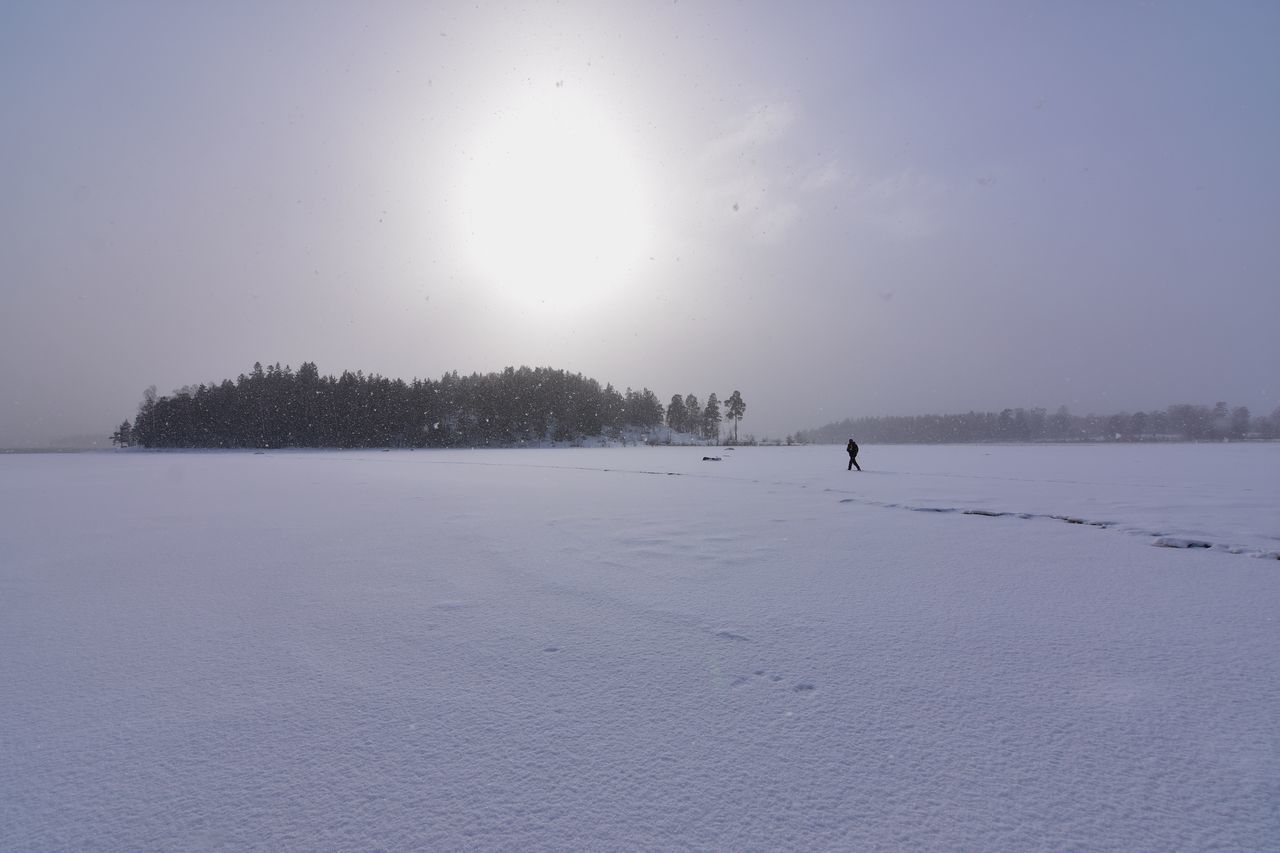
[702,456,722,461]
[846,439,861,471]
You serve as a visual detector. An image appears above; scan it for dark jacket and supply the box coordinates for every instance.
[847,440,858,455]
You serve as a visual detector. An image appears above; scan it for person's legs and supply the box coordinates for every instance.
[852,456,861,471]
[847,455,853,471]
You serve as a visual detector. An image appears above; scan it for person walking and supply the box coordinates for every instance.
[846,438,861,471]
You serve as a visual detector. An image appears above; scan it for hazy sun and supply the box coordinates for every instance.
[459,86,651,310]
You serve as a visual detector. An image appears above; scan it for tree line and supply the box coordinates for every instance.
[797,402,1280,445]
[112,362,747,449]
[665,390,747,442]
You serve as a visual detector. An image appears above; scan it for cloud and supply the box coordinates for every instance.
[681,102,942,251]
[695,101,808,244]
[842,169,942,241]
[800,161,848,192]
[703,102,795,162]
[754,200,801,241]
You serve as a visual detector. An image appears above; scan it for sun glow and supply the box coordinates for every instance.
[458,87,651,310]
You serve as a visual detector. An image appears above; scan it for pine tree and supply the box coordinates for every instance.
[702,394,721,441]
[1230,406,1251,439]
[668,394,688,433]
[725,390,746,443]
[110,420,132,447]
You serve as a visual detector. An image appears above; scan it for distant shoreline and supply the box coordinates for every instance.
[0,447,110,454]
[5,439,1277,455]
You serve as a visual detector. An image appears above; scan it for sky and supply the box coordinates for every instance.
[2,0,1278,446]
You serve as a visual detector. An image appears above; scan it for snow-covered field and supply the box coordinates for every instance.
[2,443,1278,850]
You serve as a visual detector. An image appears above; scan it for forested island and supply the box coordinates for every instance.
[798,403,1280,445]
[112,361,1275,449]
[113,362,746,449]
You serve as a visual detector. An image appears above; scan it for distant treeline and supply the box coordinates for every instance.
[797,403,1280,445]
[114,362,743,449]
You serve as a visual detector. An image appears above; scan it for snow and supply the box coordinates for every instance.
[2,443,1278,850]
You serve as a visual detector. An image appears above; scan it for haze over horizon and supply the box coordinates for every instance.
[3,1,1277,447]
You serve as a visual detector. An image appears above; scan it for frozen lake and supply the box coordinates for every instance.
[2,444,1278,850]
